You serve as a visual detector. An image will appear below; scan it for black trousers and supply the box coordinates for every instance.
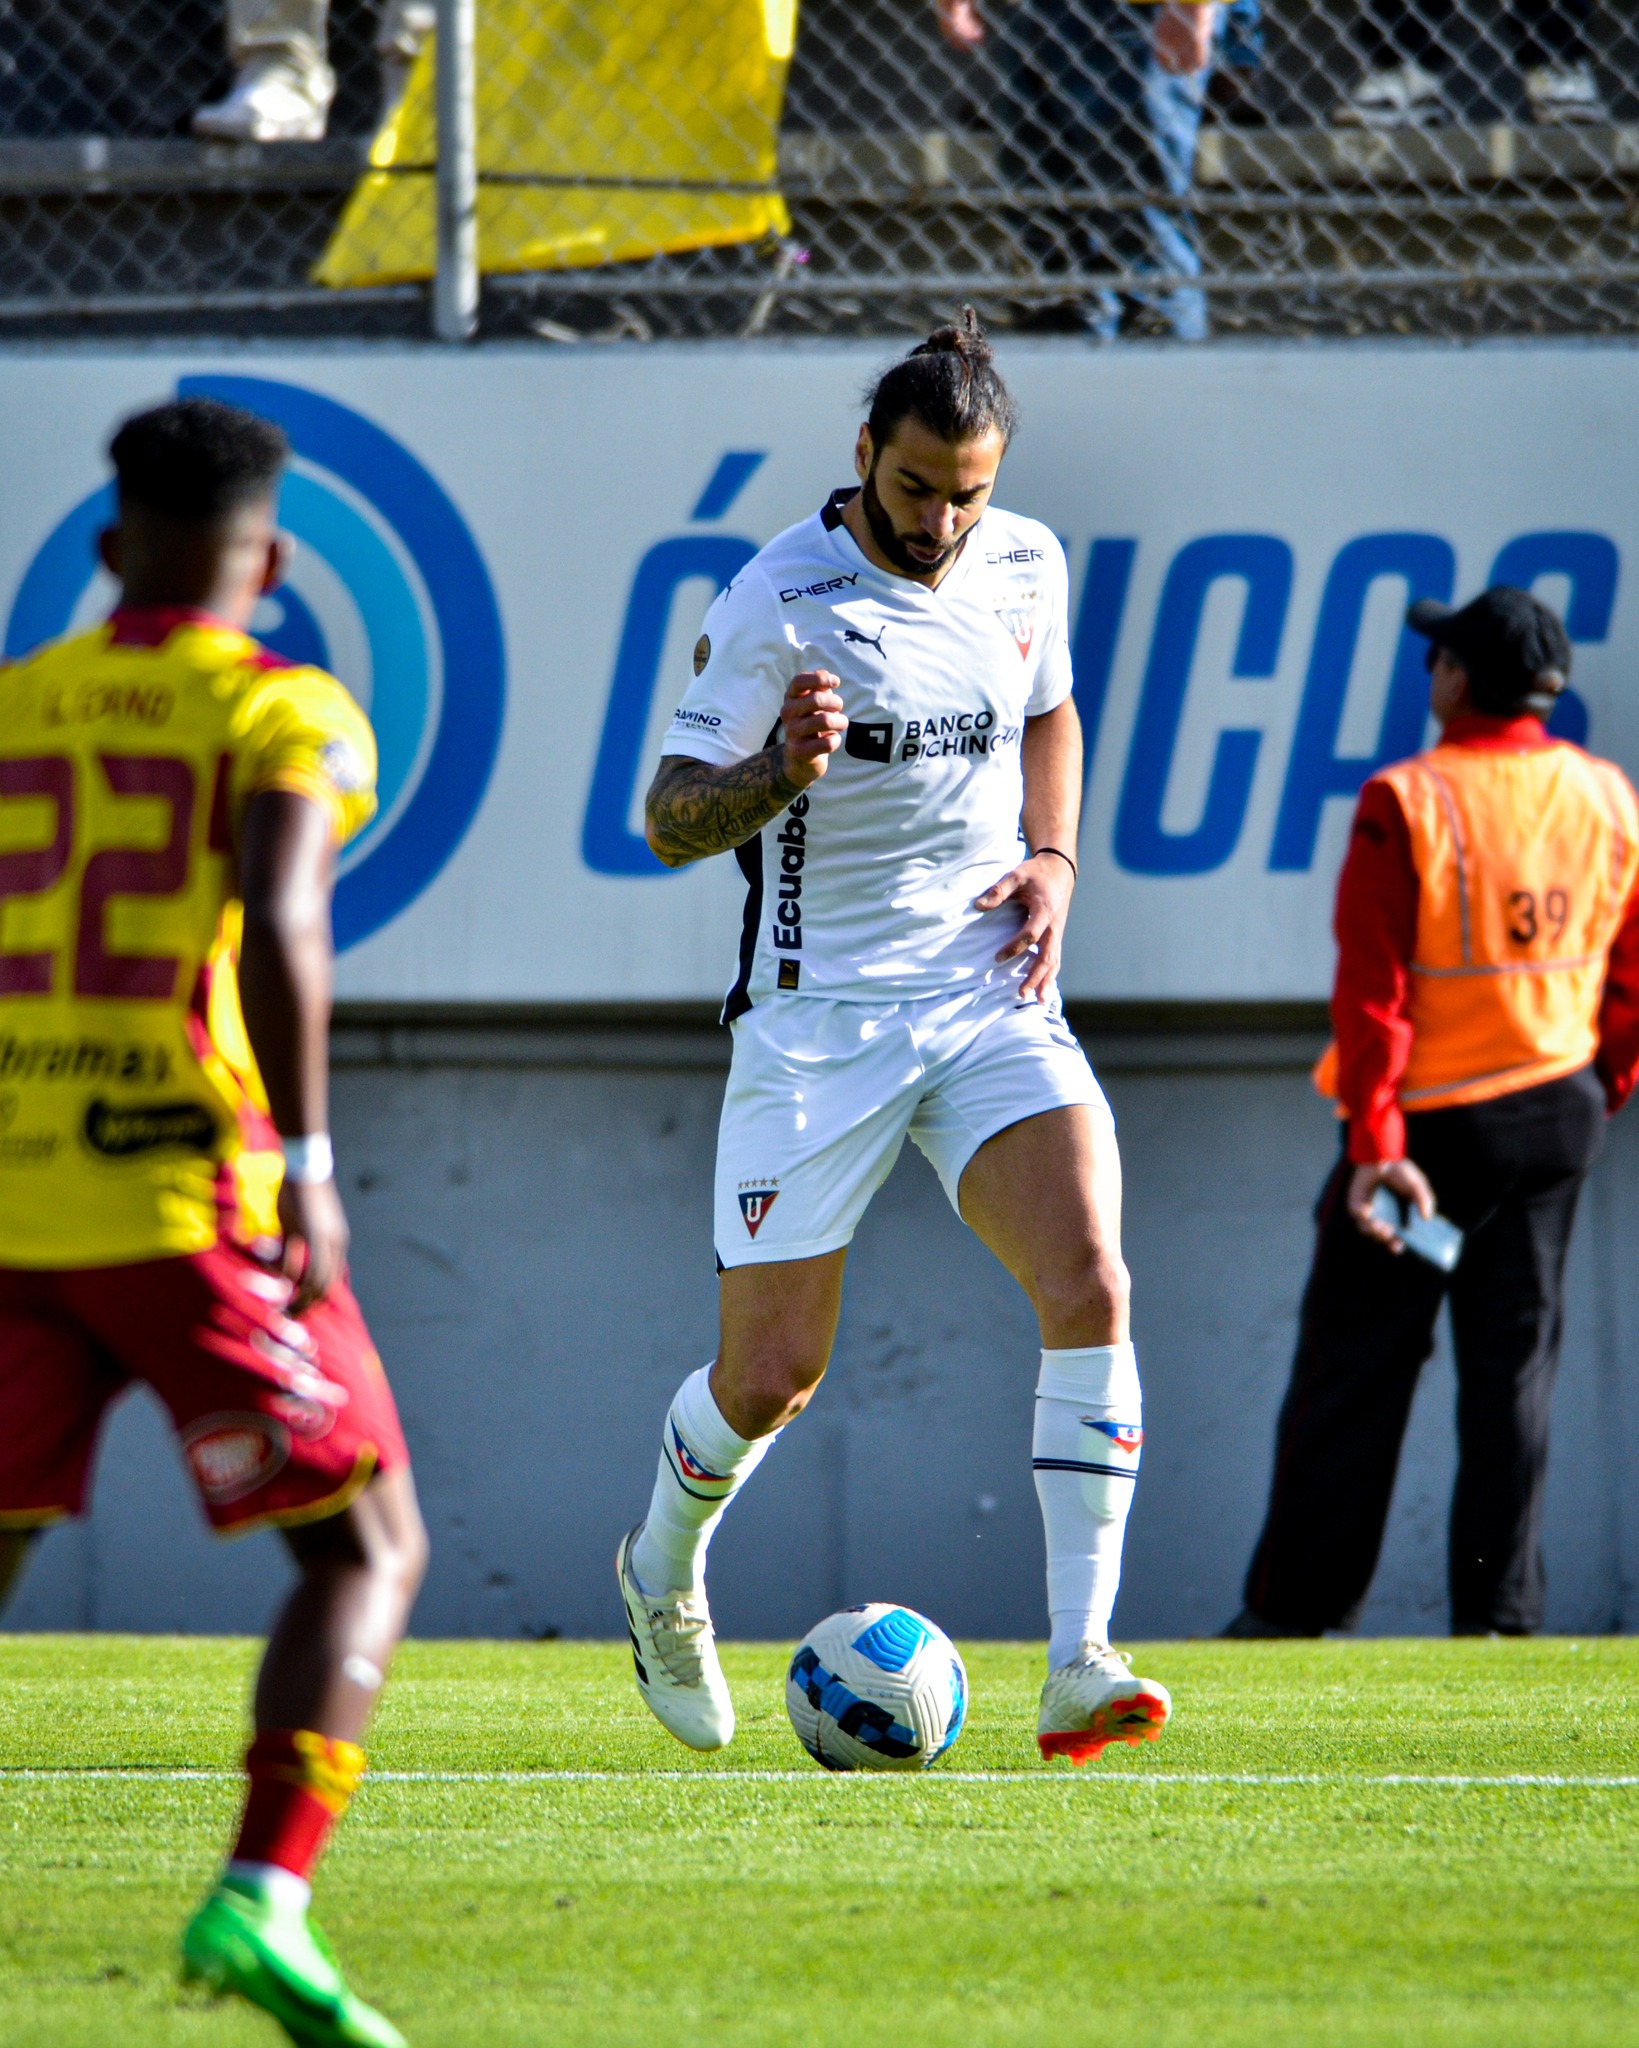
[1242,1066,1606,1635]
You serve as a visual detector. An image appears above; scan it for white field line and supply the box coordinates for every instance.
[1,1768,1638,1788]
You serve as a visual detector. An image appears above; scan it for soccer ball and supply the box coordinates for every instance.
[785,1604,968,1771]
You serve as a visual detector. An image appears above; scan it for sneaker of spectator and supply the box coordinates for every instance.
[1524,61,1606,125]
[1333,59,1446,128]
[193,55,335,141]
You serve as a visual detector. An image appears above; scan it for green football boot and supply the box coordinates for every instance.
[181,1877,407,2047]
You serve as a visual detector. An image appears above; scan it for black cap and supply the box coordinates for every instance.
[1406,585,1571,718]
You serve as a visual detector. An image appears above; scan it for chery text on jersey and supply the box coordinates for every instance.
[0,610,376,1267]
[663,494,1072,1015]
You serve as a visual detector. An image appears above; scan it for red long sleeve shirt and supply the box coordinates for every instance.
[1331,714,1639,1162]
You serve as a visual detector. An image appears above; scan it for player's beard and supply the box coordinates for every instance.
[861,464,962,579]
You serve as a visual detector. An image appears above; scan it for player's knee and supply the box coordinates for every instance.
[751,1356,826,1421]
[725,1347,828,1433]
[765,1370,823,1425]
[1034,1244,1130,1340]
[390,1504,430,1601]
[290,1469,428,1605]
[369,1479,429,1604]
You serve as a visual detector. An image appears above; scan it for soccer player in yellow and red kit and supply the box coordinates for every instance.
[0,398,426,2046]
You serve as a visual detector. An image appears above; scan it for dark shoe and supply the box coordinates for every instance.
[1219,1607,1319,1639]
[1205,68,1270,127]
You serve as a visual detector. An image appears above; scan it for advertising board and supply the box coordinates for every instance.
[1,343,1631,1001]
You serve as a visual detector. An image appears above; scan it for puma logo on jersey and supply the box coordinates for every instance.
[842,626,887,657]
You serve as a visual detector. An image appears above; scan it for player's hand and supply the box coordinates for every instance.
[1154,0,1217,74]
[936,0,985,50]
[278,1174,350,1312]
[974,850,1076,1004]
[1347,1157,1436,1252]
[780,670,848,789]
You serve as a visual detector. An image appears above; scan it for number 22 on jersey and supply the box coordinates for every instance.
[0,750,230,1001]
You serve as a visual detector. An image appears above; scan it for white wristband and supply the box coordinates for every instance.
[280,1133,334,1185]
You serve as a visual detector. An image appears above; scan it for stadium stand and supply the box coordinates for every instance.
[4,0,1639,336]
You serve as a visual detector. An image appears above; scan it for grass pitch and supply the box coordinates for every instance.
[2,1637,1639,2046]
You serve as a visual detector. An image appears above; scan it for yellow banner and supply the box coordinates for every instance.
[317,0,795,288]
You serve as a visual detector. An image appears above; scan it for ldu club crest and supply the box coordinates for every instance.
[993,593,1038,659]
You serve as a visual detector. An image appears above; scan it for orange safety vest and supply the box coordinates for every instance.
[1317,738,1639,1116]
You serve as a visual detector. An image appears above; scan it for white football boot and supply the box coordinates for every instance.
[193,58,335,142]
[1525,63,1606,126]
[1037,1644,1172,1764]
[616,1525,735,1751]
[1333,60,1445,128]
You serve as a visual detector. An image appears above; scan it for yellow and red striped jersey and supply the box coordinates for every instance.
[0,607,375,1268]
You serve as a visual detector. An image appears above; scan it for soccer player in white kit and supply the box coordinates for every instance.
[617,313,1170,1765]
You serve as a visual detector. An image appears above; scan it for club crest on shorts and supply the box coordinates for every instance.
[180,1412,292,1506]
[737,1184,779,1237]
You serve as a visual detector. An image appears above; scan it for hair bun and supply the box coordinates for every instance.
[863,303,1017,450]
[911,305,993,369]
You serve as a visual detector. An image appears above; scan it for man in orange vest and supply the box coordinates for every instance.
[1226,585,1639,1637]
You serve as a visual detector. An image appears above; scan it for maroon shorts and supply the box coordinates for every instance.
[0,1243,409,1536]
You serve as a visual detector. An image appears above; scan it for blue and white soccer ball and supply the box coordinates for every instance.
[785,1604,968,1771]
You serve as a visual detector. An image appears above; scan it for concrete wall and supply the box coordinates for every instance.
[10,1013,1639,1642]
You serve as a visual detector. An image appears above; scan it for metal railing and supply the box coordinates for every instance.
[5,0,1639,339]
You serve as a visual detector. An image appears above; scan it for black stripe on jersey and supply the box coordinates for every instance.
[821,488,858,529]
[721,836,763,1024]
[721,718,784,1025]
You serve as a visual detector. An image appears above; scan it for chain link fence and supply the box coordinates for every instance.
[6,0,1639,338]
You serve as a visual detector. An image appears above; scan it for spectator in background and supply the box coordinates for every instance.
[938,0,1222,340]
[1335,0,1606,126]
[1225,589,1639,1641]
[194,0,432,142]
[1207,0,1269,126]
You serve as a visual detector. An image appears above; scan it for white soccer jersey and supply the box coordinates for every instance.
[663,490,1075,1014]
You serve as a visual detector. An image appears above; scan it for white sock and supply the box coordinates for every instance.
[629,1365,778,1595]
[1032,1343,1143,1669]
[225,1861,312,1915]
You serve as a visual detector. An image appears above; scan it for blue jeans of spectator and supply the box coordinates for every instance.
[994,0,1208,341]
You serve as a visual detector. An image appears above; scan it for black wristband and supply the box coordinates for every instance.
[1033,845,1078,879]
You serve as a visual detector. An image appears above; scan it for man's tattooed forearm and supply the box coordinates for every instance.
[644,749,803,866]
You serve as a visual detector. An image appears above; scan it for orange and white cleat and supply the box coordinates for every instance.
[1037,1645,1171,1764]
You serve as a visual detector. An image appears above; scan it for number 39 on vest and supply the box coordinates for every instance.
[1381,740,1639,1112]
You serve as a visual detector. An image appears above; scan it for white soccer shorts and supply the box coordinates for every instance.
[713,970,1111,1268]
